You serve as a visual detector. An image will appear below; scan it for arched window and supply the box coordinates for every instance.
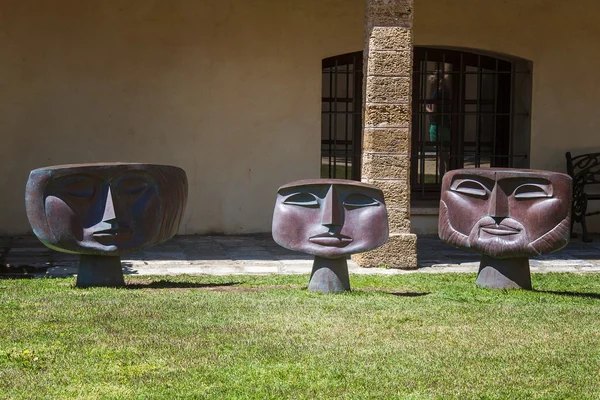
[321,51,363,180]
[411,47,531,200]
[320,48,531,194]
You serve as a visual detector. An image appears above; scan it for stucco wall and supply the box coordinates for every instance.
[0,0,363,234]
[1,0,599,235]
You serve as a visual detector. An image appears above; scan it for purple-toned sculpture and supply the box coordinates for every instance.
[273,179,389,293]
[26,163,188,287]
[439,168,572,289]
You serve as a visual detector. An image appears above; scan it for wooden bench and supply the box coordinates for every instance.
[566,152,600,242]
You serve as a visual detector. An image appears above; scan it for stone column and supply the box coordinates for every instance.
[352,0,417,268]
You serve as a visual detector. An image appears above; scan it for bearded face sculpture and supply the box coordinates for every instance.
[26,163,188,287]
[439,168,571,289]
[273,179,388,293]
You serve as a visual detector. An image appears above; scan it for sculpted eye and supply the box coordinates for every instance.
[343,193,379,208]
[118,177,150,196]
[514,184,552,199]
[451,179,489,198]
[57,178,96,199]
[283,193,319,208]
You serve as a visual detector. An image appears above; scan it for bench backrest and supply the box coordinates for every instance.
[566,152,600,187]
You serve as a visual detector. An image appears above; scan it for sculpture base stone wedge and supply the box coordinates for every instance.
[76,255,125,288]
[308,256,351,294]
[476,255,532,290]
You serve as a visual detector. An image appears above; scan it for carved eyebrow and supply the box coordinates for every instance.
[343,193,379,208]
[54,175,98,198]
[450,179,490,198]
[283,192,319,207]
[513,183,553,199]
[116,176,151,195]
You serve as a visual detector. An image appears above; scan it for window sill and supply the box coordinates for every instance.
[410,206,439,216]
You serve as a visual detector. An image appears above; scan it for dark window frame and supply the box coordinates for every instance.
[411,47,529,201]
[321,51,363,181]
[320,48,530,190]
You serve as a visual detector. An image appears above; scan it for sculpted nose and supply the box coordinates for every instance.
[321,186,343,228]
[102,187,117,222]
[488,184,509,222]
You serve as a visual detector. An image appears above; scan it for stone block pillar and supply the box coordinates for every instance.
[352,0,417,268]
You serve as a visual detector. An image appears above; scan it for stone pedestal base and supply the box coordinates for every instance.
[308,256,350,294]
[476,255,532,290]
[76,255,125,288]
[352,233,417,269]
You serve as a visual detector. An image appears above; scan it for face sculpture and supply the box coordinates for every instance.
[26,163,188,255]
[272,179,389,259]
[439,169,572,259]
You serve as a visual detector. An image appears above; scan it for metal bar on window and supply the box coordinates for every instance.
[345,63,350,179]
[476,55,482,168]
[435,60,440,183]
[492,59,499,167]
[352,53,363,181]
[333,59,338,177]
[458,52,464,170]
[509,62,516,167]
[419,51,428,197]
[328,66,333,178]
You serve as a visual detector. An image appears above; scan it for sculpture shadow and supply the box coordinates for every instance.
[0,264,51,279]
[0,274,37,280]
[533,289,600,300]
[123,281,243,290]
[384,291,431,297]
[356,289,430,297]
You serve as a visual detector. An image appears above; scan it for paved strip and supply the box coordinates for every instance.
[2,234,599,277]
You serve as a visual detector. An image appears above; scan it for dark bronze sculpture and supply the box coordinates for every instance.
[439,168,572,289]
[272,179,389,293]
[26,163,188,287]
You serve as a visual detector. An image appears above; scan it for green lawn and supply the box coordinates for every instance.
[1,274,599,399]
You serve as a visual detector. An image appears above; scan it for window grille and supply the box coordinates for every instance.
[320,48,530,192]
[411,48,530,200]
[321,52,363,180]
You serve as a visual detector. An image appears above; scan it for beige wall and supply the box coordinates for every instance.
[0,0,363,235]
[1,0,600,235]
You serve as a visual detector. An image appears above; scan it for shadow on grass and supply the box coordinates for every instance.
[356,289,430,297]
[534,290,600,300]
[0,265,51,279]
[0,274,37,280]
[378,291,430,297]
[385,292,431,297]
[124,281,243,290]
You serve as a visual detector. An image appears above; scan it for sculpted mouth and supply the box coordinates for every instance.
[309,233,353,247]
[480,224,521,236]
[93,228,132,237]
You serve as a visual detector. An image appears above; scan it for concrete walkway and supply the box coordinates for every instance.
[1,234,600,277]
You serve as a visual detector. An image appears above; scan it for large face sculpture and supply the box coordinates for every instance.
[439,169,571,258]
[272,179,389,259]
[26,163,188,255]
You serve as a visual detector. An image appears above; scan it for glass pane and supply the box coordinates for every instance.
[322,70,331,98]
[465,66,478,100]
[333,65,348,99]
[481,69,496,102]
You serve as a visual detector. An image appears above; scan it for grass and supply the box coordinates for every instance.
[1,273,599,399]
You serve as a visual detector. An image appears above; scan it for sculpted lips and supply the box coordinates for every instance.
[480,224,521,236]
[309,232,353,247]
[92,228,132,237]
